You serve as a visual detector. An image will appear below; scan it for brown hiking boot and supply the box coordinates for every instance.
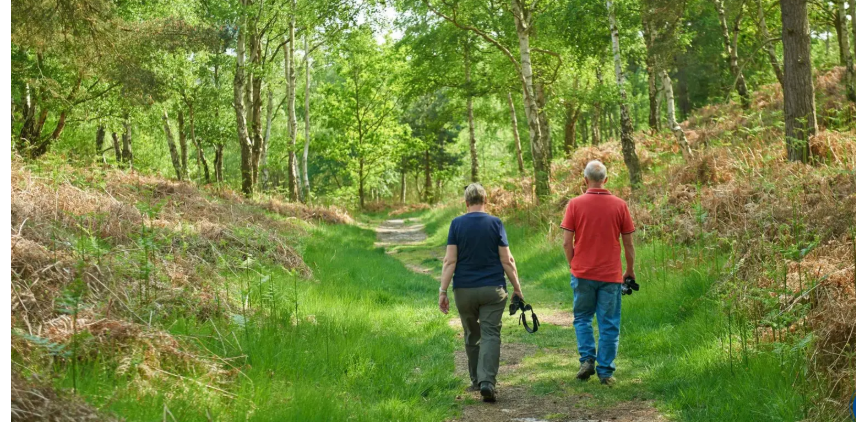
[576,359,595,380]
[600,377,616,387]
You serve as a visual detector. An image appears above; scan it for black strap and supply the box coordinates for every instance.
[518,308,540,333]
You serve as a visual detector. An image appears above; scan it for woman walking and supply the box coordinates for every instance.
[438,183,524,402]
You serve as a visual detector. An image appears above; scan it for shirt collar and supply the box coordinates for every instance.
[585,188,612,195]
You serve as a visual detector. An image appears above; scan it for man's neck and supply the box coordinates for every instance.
[467,204,486,213]
[587,184,606,190]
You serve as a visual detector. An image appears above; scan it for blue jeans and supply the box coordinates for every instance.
[571,275,622,378]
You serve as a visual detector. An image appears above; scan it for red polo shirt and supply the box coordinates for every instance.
[560,188,635,283]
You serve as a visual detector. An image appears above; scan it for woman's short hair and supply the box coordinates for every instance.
[464,183,486,205]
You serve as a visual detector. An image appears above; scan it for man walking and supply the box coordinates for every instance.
[560,160,635,386]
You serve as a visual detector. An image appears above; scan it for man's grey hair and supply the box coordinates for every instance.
[584,160,608,183]
[464,183,487,205]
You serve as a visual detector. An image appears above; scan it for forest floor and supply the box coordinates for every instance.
[376,216,664,422]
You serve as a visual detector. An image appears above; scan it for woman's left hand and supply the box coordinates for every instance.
[439,293,449,314]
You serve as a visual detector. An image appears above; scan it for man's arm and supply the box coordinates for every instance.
[562,229,575,268]
[499,246,523,299]
[621,232,635,279]
[438,245,457,314]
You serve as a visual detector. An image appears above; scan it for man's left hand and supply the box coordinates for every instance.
[439,293,449,314]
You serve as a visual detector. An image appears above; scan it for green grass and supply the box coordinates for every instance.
[25,201,814,421]
[403,207,812,422]
[45,223,462,421]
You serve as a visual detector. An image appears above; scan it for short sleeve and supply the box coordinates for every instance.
[620,203,635,234]
[560,200,575,231]
[497,220,509,247]
[447,220,458,245]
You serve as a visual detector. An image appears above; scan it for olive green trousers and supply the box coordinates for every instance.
[454,285,508,386]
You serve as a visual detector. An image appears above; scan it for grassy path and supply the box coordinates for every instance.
[377,215,663,422]
[383,206,807,422]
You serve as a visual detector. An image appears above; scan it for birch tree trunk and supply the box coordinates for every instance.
[535,82,552,164]
[661,70,693,162]
[713,0,750,108]
[234,14,254,196]
[399,158,406,203]
[512,0,550,199]
[121,117,133,169]
[423,150,433,203]
[302,33,311,201]
[464,40,479,183]
[285,4,300,202]
[608,0,642,187]
[177,109,188,179]
[835,0,856,102]
[756,0,784,87]
[780,0,817,162]
[261,88,273,189]
[643,19,660,132]
[161,109,184,181]
[507,92,526,176]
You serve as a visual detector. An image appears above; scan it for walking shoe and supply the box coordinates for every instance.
[576,359,596,380]
[479,382,496,402]
[599,377,616,387]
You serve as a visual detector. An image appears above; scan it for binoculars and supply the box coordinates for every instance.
[621,276,640,295]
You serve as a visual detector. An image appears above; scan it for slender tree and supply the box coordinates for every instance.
[780,0,817,162]
[607,0,642,187]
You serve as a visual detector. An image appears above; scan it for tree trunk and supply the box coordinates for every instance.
[713,0,750,108]
[464,40,479,183]
[162,109,184,181]
[302,33,311,201]
[234,13,254,196]
[851,0,856,73]
[262,88,273,190]
[215,144,225,183]
[507,92,526,176]
[400,158,407,203]
[286,2,300,202]
[250,58,263,188]
[535,82,552,164]
[677,66,691,118]
[780,0,817,162]
[359,157,366,208]
[757,0,785,87]
[512,0,550,199]
[121,117,133,169]
[177,109,188,179]
[835,0,856,101]
[423,150,433,203]
[608,0,643,187]
[188,103,210,183]
[643,19,660,132]
[563,100,580,157]
[111,132,122,163]
[581,116,589,144]
[95,125,105,162]
[592,69,602,146]
[661,70,693,161]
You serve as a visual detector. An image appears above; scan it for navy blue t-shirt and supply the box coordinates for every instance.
[447,212,509,289]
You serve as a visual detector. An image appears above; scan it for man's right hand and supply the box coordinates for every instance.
[512,289,524,300]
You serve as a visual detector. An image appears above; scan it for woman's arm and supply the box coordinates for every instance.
[438,245,457,314]
[499,246,523,299]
